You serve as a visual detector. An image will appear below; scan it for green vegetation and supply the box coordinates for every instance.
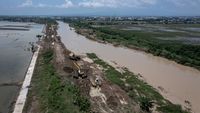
[27,50,90,113]
[139,97,153,112]
[87,53,188,113]
[98,28,200,70]
[70,21,200,70]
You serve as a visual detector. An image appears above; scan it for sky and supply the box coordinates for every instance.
[0,0,200,16]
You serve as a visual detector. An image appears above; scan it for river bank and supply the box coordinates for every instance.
[58,21,200,113]
[68,21,200,71]
[24,22,144,113]
[23,20,190,113]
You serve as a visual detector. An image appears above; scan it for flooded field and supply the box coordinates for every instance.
[58,21,200,113]
[122,25,183,33]
[156,37,200,45]
[0,21,43,113]
[119,24,200,33]
[184,27,200,32]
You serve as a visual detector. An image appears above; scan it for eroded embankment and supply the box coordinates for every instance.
[87,53,189,113]
[23,24,144,113]
[23,22,189,113]
[58,21,200,113]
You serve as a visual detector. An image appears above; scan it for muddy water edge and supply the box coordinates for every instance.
[0,21,43,113]
[57,21,200,113]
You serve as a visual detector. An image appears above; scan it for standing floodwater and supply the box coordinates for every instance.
[0,21,43,113]
[58,21,200,113]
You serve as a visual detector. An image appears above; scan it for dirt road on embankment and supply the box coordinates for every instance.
[23,23,143,113]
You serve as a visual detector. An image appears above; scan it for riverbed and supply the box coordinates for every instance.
[58,21,200,113]
[0,21,43,113]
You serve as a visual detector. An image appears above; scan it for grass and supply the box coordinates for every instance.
[87,53,189,113]
[27,50,90,113]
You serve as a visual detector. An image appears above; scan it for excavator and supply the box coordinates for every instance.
[73,61,87,79]
[68,52,86,78]
[69,52,102,87]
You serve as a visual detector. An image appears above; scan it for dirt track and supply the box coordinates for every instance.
[24,23,144,113]
[53,24,143,112]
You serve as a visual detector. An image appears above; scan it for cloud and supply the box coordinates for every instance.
[56,0,74,8]
[19,0,33,7]
[140,0,157,5]
[18,0,157,9]
[19,0,74,8]
[78,0,118,8]
[19,0,200,9]
[166,0,200,7]
[78,0,200,8]
[37,3,48,8]
[78,0,158,8]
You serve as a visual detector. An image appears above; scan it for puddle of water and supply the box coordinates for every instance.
[0,21,43,113]
[58,21,200,113]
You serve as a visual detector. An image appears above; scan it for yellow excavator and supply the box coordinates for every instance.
[69,52,86,78]
[73,61,87,79]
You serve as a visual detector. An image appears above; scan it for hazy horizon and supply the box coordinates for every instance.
[0,0,200,16]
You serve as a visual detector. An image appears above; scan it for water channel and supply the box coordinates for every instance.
[58,21,200,113]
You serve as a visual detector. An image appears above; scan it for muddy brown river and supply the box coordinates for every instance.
[58,21,200,113]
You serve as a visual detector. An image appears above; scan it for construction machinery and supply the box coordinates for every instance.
[69,52,80,61]
[73,61,87,79]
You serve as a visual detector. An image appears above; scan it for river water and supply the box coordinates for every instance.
[58,21,200,113]
[0,21,43,113]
